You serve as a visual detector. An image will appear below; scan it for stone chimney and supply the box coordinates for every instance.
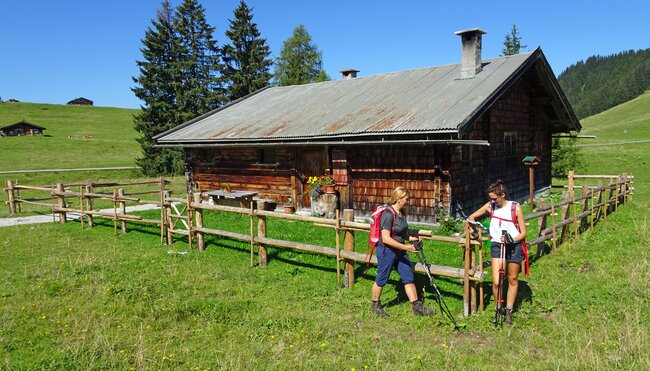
[340,68,359,80]
[454,28,487,79]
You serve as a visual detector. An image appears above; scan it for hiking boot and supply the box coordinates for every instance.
[504,309,513,325]
[412,300,435,316]
[371,301,389,318]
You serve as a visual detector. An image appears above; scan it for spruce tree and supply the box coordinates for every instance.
[132,0,184,176]
[273,24,330,86]
[502,24,527,56]
[173,0,225,119]
[221,0,272,100]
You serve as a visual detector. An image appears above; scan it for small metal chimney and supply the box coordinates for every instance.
[454,28,487,79]
[340,68,359,80]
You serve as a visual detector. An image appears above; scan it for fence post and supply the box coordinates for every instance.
[604,180,613,221]
[572,196,578,239]
[79,186,84,229]
[118,188,127,234]
[85,182,94,228]
[567,170,575,198]
[193,193,204,251]
[536,198,548,257]
[164,191,173,245]
[559,191,571,244]
[580,185,590,233]
[623,173,627,205]
[249,202,254,266]
[335,209,341,288]
[258,209,267,267]
[595,181,604,222]
[159,177,165,244]
[343,209,355,288]
[6,180,16,214]
[56,183,67,224]
[463,222,471,317]
[550,199,557,253]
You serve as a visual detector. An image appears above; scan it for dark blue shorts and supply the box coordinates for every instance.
[490,241,525,264]
[374,241,415,287]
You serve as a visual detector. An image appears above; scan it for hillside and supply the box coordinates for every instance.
[558,48,650,119]
[0,102,140,171]
[579,90,650,142]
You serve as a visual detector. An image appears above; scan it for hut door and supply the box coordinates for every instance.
[300,148,326,207]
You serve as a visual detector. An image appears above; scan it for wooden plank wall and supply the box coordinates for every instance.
[187,148,294,204]
[451,80,552,216]
[346,145,451,223]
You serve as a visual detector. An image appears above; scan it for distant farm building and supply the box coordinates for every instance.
[0,120,46,136]
[67,97,93,106]
[155,28,581,222]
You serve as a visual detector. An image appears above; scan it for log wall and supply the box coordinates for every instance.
[187,148,294,204]
[346,145,451,223]
[451,80,553,216]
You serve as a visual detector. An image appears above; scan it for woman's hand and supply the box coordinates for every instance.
[404,243,417,252]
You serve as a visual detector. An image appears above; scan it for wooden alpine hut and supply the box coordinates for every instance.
[155,28,581,222]
[0,120,46,137]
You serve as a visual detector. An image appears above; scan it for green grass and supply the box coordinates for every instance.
[1,98,649,368]
[0,102,140,170]
[580,90,650,142]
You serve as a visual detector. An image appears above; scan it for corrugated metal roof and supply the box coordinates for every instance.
[157,50,574,144]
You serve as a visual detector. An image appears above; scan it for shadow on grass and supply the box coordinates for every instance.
[482,279,533,312]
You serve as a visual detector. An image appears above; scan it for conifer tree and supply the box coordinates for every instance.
[221,0,272,100]
[502,24,527,56]
[132,0,184,176]
[273,24,330,86]
[173,0,225,119]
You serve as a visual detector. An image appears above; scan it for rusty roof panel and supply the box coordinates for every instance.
[158,51,570,144]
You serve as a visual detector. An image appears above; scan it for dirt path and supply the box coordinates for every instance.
[0,204,158,227]
[576,139,650,147]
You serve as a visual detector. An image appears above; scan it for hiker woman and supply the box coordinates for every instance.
[370,186,435,317]
[468,180,527,325]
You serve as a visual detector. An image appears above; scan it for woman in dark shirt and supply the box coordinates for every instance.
[370,187,435,317]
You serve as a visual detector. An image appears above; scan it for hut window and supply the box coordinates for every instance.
[504,132,517,158]
[258,148,277,165]
[199,149,215,163]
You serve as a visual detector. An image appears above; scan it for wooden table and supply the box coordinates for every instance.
[205,190,258,208]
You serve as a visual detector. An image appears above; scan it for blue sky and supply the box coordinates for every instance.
[1,0,649,109]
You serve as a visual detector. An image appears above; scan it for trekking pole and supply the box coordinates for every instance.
[412,241,460,331]
[494,232,507,327]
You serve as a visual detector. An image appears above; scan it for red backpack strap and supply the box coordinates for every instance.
[511,201,530,276]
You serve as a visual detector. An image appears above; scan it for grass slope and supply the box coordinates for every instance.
[0,102,140,170]
[0,96,649,368]
[580,90,650,142]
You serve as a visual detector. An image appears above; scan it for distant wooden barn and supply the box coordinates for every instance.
[0,120,46,137]
[155,29,581,222]
[67,97,93,106]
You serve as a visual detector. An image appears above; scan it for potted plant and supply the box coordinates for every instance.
[221,183,232,193]
[307,174,336,197]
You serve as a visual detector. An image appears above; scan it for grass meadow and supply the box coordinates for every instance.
[1,99,649,369]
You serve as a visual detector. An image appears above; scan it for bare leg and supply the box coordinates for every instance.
[371,282,383,302]
[506,262,520,308]
[491,257,503,307]
[404,283,418,302]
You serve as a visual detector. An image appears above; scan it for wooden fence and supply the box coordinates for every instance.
[3,172,634,317]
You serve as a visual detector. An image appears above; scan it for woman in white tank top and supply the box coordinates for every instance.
[468,180,527,325]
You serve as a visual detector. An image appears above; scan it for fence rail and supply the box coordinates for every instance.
[3,171,634,317]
